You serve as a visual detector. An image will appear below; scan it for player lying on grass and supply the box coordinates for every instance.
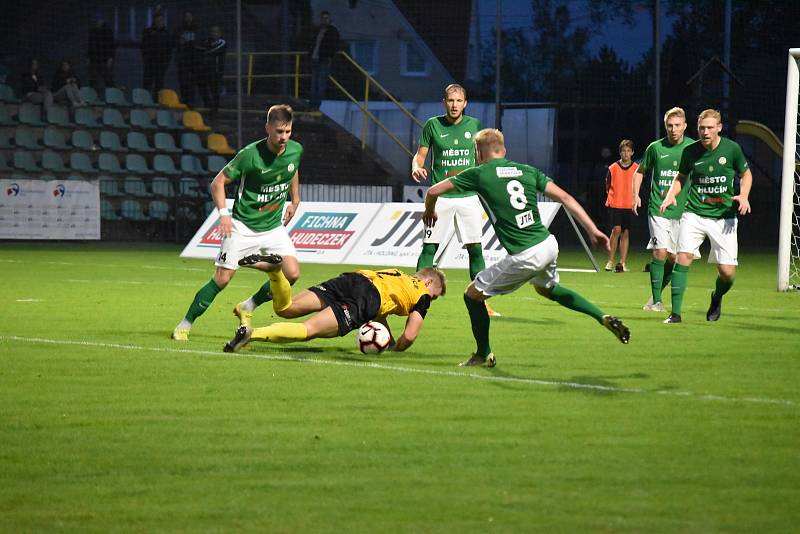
[223,254,446,353]
[423,128,630,368]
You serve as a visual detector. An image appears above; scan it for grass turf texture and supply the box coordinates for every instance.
[2,243,799,532]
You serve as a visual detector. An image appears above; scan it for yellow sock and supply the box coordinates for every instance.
[251,323,308,343]
[268,270,292,312]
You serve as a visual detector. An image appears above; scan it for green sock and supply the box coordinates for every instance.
[463,294,491,357]
[714,276,734,299]
[547,284,605,323]
[650,259,666,303]
[662,261,674,293]
[416,243,437,271]
[670,264,690,315]
[185,279,223,323]
[466,243,485,281]
[251,281,273,305]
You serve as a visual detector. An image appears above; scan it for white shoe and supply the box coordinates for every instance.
[605,261,613,271]
[643,301,664,312]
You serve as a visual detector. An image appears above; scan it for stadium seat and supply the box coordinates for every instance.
[125,153,153,175]
[180,154,205,175]
[182,110,211,132]
[46,105,73,127]
[102,108,129,128]
[148,200,171,221]
[155,132,181,153]
[156,109,181,130]
[121,199,149,221]
[42,150,68,172]
[207,133,236,155]
[0,84,20,103]
[13,150,40,172]
[79,86,104,106]
[180,132,211,154]
[154,154,180,175]
[70,152,98,174]
[105,87,132,107]
[99,175,123,196]
[151,176,176,197]
[179,177,203,198]
[123,176,152,197]
[126,131,154,153]
[71,129,95,151]
[43,126,70,149]
[158,89,187,109]
[75,107,101,128]
[207,155,228,174]
[14,126,41,149]
[18,103,46,126]
[131,88,156,107]
[177,205,200,224]
[101,198,122,220]
[130,109,156,129]
[0,103,15,125]
[99,130,127,152]
[98,152,124,174]
[0,154,12,171]
[0,129,12,148]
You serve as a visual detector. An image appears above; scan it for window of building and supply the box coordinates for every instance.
[349,40,378,75]
[401,42,428,76]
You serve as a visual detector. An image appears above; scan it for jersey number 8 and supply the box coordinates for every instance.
[506,180,528,210]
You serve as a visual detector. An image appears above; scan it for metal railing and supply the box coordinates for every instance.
[224,51,308,98]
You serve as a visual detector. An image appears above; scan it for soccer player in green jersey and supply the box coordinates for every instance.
[632,107,695,312]
[659,109,752,323]
[172,104,303,340]
[412,84,499,316]
[423,129,630,367]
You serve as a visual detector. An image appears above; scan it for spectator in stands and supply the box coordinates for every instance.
[141,12,172,96]
[51,60,87,107]
[21,58,53,112]
[198,25,227,117]
[88,14,116,92]
[308,10,339,109]
[177,11,198,107]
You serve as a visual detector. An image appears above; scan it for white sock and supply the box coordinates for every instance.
[177,319,192,330]
[240,298,257,312]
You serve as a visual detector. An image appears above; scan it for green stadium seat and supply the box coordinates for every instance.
[105,87,132,107]
[46,105,73,126]
[123,176,152,197]
[14,126,41,149]
[13,150,40,172]
[19,103,46,126]
[99,130,127,152]
[0,153,11,171]
[151,176,176,197]
[154,132,181,153]
[0,84,21,103]
[70,152,98,173]
[131,88,156,107]
[98,152,124,174]
[207,155,227,174]
[101,198,122,220]
[0,103,15,125]
[125,153,153,175]
[42,150,67,172]
[179,177,203,198]
[71,129,95,151]
[148,200,171,221]
[0,129,12,148]
[121,199,148,221]
[126,131,154,152]
[75,107,101,128]
[180,132,211,154]
[130,109,156,129]
[99,175,123,196]
[180,154,207,175]
[80,86,104,105]
[153,154,180,175]
[156,109,181,130]
[43,126,70,149]
[102,108,128,128]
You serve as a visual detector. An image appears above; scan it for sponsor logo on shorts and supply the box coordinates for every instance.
[289,212,357,250]
[341,303,355,328]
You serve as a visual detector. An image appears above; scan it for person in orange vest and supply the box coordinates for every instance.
[604,139,638,272]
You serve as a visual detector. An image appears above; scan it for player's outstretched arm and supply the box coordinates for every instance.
[659,173,686,215]
[733,168,753,215]
[390,311,424,352]
[422,179,455,226]
[210,169,234,237]
[545,182,609,250]
[411,146,429,183]
[632,167,646,215]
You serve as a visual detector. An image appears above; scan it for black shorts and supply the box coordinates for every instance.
[308,273,381,336]
[608,208,632,231]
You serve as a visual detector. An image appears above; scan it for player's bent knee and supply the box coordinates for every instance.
[213,267,235,288]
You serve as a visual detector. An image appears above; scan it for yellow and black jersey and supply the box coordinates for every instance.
[356,268,431,319]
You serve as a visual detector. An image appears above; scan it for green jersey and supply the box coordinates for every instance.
[419,115,481,198]
[640,136,694,219]
[678,137,748,220]
[451,158,552,255]
[223,138,303,232]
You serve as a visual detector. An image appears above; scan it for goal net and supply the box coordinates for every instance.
[778,48,800,291]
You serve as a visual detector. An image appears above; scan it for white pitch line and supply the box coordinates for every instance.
[0,335,795,408]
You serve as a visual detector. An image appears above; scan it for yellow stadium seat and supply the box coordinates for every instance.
[158,89,188,110]
[183,110,212,132]
[207,133,236,155]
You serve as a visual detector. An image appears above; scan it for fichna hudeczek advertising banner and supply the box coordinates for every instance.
[0,178,100,240]
[180,201,561,269]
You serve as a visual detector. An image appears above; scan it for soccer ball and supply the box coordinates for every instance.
[357,321,391,354]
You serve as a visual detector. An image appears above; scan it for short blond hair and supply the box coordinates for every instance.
[619,139,634,152]
[416,267,447,296]
[474,128,505,153]
[663,107,686,123]
[698,108,722,124]
[443,83,466,99]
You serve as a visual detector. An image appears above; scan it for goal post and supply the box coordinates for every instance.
[778,48,800,291]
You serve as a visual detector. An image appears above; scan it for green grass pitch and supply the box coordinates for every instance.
[2,243,799,531]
